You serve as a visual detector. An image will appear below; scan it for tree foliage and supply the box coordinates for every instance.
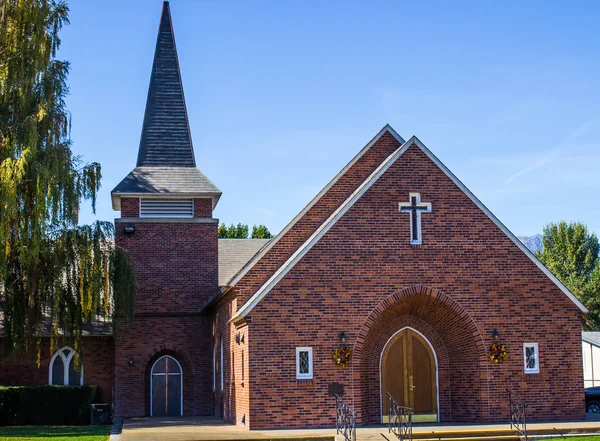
[0,0,135,364]
[218,223,273,239]
[251,224,273,239]
[536,221,600,329]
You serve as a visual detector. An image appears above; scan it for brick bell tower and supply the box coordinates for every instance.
[111,2,220,417]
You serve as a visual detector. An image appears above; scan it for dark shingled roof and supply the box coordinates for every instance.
[111,2,221,210]
[137,1,194,167]
[112,167,220,196]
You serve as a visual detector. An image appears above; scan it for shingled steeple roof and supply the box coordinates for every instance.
[112,2,221,211]
[137,2,194,167]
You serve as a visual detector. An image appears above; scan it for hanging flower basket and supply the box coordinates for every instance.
[487,342,508,364]
[332,346,353,368]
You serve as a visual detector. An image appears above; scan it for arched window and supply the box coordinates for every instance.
[49,347,83,386]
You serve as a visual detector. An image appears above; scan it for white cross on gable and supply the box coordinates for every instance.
[398,192,432,245]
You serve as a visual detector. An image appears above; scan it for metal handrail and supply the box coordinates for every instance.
[507,389,528,441]
[334,394,356,441]
[386,392,413,441]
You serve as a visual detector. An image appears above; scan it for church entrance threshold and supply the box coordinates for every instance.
[381,327,438,423]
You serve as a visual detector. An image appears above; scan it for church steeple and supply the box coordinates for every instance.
[137,1,195,167]
[111,1,221,211]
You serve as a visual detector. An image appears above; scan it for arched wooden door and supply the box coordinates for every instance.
[151,355,182,416]
[381,328,438,423]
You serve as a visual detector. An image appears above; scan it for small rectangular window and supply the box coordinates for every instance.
[523,343,539,374]
[140,199,194,218]
[296,347,313,379]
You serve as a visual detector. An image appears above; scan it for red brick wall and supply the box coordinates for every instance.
[195,198,213,218]
[113,316,212,417]
[121,198,139,217]
[235,132,402,304]
[239,143,584,429]
[213,293,250,428]
[115,221,218,314]
[114,193,218,416]
[0,336,114,404]
[119,198,212,218]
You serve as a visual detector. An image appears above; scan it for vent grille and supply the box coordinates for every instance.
[140,199,194,218]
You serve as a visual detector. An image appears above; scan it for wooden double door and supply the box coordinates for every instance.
[381,328,437,423]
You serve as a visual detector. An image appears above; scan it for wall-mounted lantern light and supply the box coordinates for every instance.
[124,225,135,235]
[339,332,347,345]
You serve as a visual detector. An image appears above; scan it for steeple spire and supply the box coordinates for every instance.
[111,1,221,211]
[137,1,195,167]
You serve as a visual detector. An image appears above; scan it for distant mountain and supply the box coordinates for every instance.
[518,234,543,253]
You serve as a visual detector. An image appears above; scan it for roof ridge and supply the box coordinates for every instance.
[219,125,405,290]
[231,135,587,322]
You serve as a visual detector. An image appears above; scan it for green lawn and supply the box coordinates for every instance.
[0,426,111,441]
[545,437,600,441]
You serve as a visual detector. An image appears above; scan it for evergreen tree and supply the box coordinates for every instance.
[251,224,273,239]
[218,223,273,239]
[0,0,135,365]
[536,221,600,329]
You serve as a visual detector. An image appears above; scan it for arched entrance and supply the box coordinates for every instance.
[380,327,438,423]
[150,355,183,416]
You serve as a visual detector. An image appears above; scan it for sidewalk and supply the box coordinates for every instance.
[121,416,600,441]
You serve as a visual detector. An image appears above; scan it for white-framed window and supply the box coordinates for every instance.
[296,347,313,379]
[220,338,224,391]
[523,343,539,374]
[49,346,84,386]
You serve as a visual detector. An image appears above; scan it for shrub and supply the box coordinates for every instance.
[0,385,97,425]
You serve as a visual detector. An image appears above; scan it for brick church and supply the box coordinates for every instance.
[0,1,588,430]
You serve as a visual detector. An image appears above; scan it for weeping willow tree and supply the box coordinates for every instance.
[0,0,135,366]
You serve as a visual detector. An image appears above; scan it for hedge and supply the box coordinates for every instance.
[0,385,97,425]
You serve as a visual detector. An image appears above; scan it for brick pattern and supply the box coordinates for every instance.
[0,336,114,404]
[121,198,139,217]
[212,295,251,428]
[235,144,584,429]
[120,198,211,218]
[234,132,402,304]
[195,198,213,218]
[115,221,217,314]
[113,316,212,416]
[113,193,218,416]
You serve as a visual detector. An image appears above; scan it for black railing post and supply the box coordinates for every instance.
[386,392,413,441]
[507,389,528,441]
[334,394,356,441]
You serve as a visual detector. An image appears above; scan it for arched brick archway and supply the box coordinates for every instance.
[351,285,490,425]
[144,345,195,416]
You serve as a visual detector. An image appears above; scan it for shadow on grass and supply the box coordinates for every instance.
[0,425,111,439]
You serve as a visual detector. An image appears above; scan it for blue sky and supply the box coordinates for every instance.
[61,1,600,237]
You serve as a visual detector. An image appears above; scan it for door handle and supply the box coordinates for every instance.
[409,375,415,390]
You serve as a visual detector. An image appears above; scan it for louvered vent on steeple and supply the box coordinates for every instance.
[140,199,194,218]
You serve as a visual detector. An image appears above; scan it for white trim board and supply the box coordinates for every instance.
[223,124,405,290]
[231,132,587,322]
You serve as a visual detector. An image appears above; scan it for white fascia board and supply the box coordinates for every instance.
[411,137,588,314]
[232,134,588,321]
[583,337,600,347]
[232,136,414,322]
[223,124,405,289]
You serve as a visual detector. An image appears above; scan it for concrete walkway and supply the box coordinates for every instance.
[121,416,600,441]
